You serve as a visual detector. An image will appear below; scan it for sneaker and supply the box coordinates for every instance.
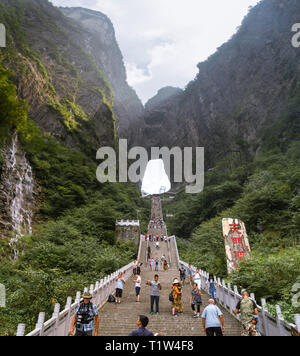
[150,312,154,315]
[193,314,198,318]
[156,312,159,315]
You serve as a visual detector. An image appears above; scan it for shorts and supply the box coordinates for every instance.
[241,322,259,337]
[136,287,141,296]
[116,288,123,298]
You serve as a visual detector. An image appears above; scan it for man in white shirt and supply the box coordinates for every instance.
[134,274,142,302]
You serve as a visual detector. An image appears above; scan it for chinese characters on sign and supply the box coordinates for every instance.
[222,218,251,274]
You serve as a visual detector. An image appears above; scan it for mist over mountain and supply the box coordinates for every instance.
[0,0,143,153]
[133,0,300,168]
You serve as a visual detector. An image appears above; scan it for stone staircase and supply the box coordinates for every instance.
[98,239,242,336]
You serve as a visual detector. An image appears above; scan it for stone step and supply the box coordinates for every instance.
[99,197,241,336]
[98,240,241,336]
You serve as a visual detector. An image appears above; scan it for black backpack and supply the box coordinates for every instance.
[169,291,174,302]
[108,294,116,303]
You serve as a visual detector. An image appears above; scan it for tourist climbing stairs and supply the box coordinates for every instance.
[98,196,241,336]
[16,196,298,336]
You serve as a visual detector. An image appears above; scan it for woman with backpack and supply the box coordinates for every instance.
[137,262,143,275]
[171,279,183,316]
[190,283,202,318]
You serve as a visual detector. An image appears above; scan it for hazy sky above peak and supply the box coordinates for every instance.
[50,0,260,104]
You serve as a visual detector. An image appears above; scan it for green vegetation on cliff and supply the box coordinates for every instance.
[166,115,300,322]
[0,65,29,148]
[0,63,149,335]
[0,0,117,152]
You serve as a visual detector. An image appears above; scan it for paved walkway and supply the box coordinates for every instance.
[99,197,241,336]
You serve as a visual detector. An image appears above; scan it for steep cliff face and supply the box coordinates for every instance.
[59,7,144,135]
[135,0,300,166]
[0,0,143,154]
[145,86,183,112]
[0,0,145,245]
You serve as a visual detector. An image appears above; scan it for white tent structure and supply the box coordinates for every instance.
[141,159,171,196]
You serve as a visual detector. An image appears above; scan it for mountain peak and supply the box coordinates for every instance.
[145,86,183,111]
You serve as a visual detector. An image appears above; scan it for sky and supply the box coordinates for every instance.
[50,0,261,104]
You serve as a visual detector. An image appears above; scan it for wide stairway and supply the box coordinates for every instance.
[99,196,242,336]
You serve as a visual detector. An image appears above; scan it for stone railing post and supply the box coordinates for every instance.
[75,292,81,304]
[222,280,226,308]
[295,314,300,335]
[64,297,72,337]
[233,286,239,311]
[52,303,60,337]
[227,283,233,312]
[16,324,25,337]
[216,278,221,303]
[261,298,270,336]
[94,282,99,306]
[36,312,45,336]
[276,305,285,336]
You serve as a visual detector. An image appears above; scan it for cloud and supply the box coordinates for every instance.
[50,0,261,104]
[126,62,151,86]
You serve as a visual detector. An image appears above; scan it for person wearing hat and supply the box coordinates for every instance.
[171,278,183,316]
[70,292,99,336]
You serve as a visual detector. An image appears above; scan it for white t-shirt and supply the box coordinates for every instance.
[135,276,141,288]
[193,273,201,288]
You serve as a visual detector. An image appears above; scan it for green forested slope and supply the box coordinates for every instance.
[165,111,300,322]
[0,0,150,333]
[0,65,150,335]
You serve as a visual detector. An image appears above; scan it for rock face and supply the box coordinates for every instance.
[59,7,144,135]
[133,0,300,167]
[0,134,36,258]
[0,0,143,153]
[145,87,183,112]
